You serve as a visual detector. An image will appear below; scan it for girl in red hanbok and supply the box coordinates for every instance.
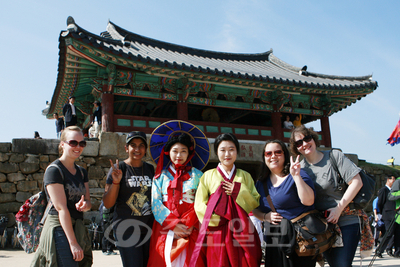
[190,133,262,267]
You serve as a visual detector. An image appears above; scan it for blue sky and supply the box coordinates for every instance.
[1,1,399,165]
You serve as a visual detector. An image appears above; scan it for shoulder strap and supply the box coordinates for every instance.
[329,150,344,186]
[262,179,276,212]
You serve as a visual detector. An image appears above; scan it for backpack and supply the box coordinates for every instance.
[15,163,84,253]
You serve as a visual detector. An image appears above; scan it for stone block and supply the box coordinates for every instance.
[98,179,107,188]
[89,188,105,198]
[16,191,33,202]
[0,182,16,193]
[0,173,6,183]
[0,143,11,153]
[0,193,16,203]
[7,172,25,182]
[91,199,101,212]
[9,153,25,163]
[0,162,19,173]
[117,134,128,158]
[39,155,49,162]
[88,166,104,180]
[20,162,40,174]
[83,157,96,165]
[25,155,40,164]
[99,132,119,156]
[0,202,22,213]
[17,180,38,192]
[40,162,50,170]
[96,157,117,168]
[88,179,99,188]
[0,152,9,162]
[12,138,60,155]
[81,141,99,157]
[33,172,44,181]
[49,155,58,162]
[76,162,87,170]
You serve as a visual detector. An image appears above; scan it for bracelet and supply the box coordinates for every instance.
[112,181,120,185]
[264,213,267,222]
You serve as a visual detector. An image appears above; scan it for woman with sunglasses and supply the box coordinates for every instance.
[31,126,92,266]
[252,139,316,267]
[290,125,364,267]
[190,133,262,267]
[103,131,154,267]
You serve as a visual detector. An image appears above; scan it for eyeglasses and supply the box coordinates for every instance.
[64,140,87,148]
[294,135,313,148]
[264,150,283,158]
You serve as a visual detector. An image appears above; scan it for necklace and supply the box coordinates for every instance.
[129,162,144,177]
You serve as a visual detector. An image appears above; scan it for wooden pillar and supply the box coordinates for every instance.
[320,116,332,148]
[101,92,114,132]
[177,94,188,121]
[271,111,283,140]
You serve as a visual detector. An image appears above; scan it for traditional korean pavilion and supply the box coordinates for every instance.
[45,16,377,147]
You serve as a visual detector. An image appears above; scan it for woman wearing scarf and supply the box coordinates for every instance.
[147,124,209,267]
[190,133,262,267]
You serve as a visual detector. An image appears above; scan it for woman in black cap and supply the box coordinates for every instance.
[103,131,154,267]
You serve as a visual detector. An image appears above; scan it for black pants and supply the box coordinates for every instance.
[66,115,77,127]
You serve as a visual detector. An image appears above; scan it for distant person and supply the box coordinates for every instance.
[34,131,42,139]
[372,196,385,257]
[293,114,302,127]
[63,96,78,127]
[388,176,400,258]
[89,101,102,138]
[53,113,65,139]
[378,175,397,257]
[283,115,294,129]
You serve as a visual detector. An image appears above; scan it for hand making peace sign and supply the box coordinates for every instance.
[109,159,123,184]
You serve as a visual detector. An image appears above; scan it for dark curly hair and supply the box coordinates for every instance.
[258,139,290,182]
[164,133,194,154]
[289,125,320,156]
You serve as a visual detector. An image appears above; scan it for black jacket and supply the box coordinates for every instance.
[378,186,396,221]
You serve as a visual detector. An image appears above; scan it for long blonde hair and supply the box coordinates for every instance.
[58,126,83,154]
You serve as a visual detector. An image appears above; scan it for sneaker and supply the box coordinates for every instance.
[108,251,117,255]
[102,251,111,256]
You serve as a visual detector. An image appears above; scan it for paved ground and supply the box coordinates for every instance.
[0,247,399,266]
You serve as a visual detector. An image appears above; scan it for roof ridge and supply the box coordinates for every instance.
[107,21,272,61]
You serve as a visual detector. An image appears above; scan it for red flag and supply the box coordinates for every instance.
[387,119,400,146]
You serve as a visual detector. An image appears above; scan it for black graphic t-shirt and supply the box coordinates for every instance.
[106,161,154,231]
[44,159,88,220]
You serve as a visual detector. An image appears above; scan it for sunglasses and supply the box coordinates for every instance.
[295,135,313,148]
[64,140,87,148]
[264,150,283,158]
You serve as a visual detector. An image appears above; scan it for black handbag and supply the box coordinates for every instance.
[329,150,376,210]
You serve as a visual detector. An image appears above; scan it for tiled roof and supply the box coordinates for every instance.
[87,20,376,90]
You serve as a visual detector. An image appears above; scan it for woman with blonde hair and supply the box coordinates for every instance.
[32,126,92,266]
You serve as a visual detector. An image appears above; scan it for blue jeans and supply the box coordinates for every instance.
[114,225,151,267]
[54,226,78,267]
[323,223,360,267]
